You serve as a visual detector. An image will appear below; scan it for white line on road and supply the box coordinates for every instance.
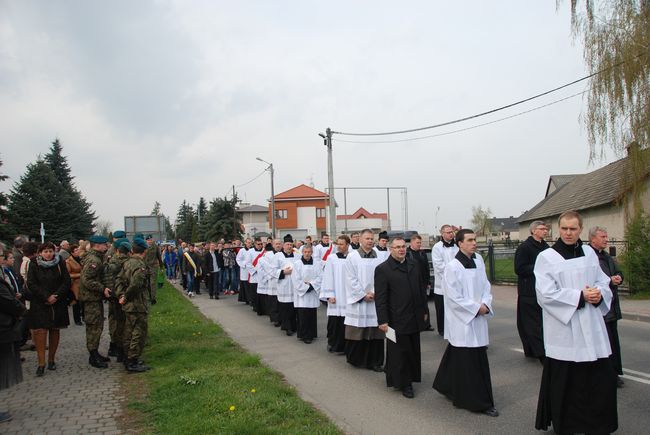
[509,347,650,385]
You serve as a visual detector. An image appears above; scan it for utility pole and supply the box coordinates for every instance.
[232,185,237,238]
[257,157,276,238]
[325,128,336,237]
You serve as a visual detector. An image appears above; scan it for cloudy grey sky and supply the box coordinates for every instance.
[0,1,620,235]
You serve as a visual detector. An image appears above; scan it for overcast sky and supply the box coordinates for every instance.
[0,1,621,235]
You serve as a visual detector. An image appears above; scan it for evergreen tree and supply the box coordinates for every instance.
[0,155,10,243]
[174,200,196,242]
[151,201,162,216]
[7,160,72,241]
[43,139,95,237]
[195,197,208,240]
[201,196,242,242]
[151,200,174,240]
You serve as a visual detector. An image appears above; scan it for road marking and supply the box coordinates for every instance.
[509,347,650,385]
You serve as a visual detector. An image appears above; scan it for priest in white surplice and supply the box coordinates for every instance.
[431,224,458,336]
[274,235,298,336]
[321,235,351,354]
[261,238,283,327]
[235,238,251,304]
[432,229,498,417]
[344,229,385,371]
[245,238,265,312]
[292,243,322,344]
[534,211,617,434]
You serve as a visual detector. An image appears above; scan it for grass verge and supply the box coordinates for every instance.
[126,280,341,434]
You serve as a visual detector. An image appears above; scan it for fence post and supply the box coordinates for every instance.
[487,241,495,283]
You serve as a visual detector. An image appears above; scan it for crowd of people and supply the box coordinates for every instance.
[0,209,624,432]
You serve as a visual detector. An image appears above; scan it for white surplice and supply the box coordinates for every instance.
[431,241,459,295]
[313,243,336,269]
[320,254,348,316]
[235,247,250,282]
[534,245,612,362]
[255,250,276,296]
[246,248,265,284]
[292,259,322,308]
[273,251,297,303]
[443,254,494,348]
[373,246,390,263]
[344,250,382,327]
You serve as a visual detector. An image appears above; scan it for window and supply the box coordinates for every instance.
[276,209,288,219]
[316,208,326,218]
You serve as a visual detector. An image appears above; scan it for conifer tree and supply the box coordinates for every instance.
[0,155,10,243]
[174,200,196,242]
[201,196,242,242]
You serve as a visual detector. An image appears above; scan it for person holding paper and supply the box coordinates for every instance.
[534,211,617,434]
[375,237,428,399]
[292,244,322,344]
[432,229,498,417]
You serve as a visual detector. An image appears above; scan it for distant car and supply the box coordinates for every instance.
[386,230,420,242]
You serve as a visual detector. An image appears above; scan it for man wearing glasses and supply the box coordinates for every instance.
[431,225,458,336]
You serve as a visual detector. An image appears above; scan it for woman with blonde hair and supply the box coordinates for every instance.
[65,244,84,326]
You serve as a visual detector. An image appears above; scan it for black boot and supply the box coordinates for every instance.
[89,350,108,369]
[116,347,125,363]
[108,342,117,357]
[96,350,110,362]
[126,358,147,373]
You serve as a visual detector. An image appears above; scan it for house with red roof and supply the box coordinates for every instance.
[271,184,330,239]
[336,207,388,233]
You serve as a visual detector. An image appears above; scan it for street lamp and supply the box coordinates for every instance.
[318,129,336,238]
[256,157,276,238]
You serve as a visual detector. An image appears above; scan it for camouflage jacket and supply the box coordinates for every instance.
[144,244,163,270]
[117,256,150,313]
[79,248,106,302]
[104,253,129,298]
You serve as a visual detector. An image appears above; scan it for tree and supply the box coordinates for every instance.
[151,201,162,216]
[174,200,196,242]
[151,201,173,240]
[470,205,492,238]
[0,155,10,243]
[200,196,242,242]
[195,197,208,240]
[94,219,113,238]
[565,1,649,159]
[43,139,95,237]
[621,211,650,294]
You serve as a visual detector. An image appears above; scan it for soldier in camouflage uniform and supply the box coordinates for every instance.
[117,238,151,373]
[144,235,163,304]
[104,237,130,361]
[105,230,127,261]
[79,235,111,368]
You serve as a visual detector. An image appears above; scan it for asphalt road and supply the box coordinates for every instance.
[189,284,650,435]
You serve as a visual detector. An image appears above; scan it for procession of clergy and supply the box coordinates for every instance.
[232,209,618,434]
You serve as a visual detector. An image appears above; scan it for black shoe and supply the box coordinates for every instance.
[47,362,57,370]
[482,407,499,417]
[75,321,83,326]
[36,366,45,376]
[116,349,125,363]
[273,322,281,327]
[196,291,201,295]
[215,295,220,300]
[370,365,384,373]
[286,330,295,336]
[424,326,435,332]
[327,345,334,353]
[97,352,110,362]
[0,411,13,423]
[402,385,414,398]
[126,359,147,373]
[209,295,213,299]
[108,342,118,357]
[89,351,108,369]
[617,376,625,388]
[303,339,313,344]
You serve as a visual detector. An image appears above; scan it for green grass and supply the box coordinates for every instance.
[126,280,341,435]
[493,257,517,281]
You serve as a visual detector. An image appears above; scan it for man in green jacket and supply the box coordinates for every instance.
[118,238,151,373]
[104,238,131,362]
[144,235,163,304]
[79,235,111,368]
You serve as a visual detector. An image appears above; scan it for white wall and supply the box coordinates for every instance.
[297,206,317,236]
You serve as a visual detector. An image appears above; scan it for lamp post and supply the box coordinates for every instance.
[256,157,276,238]
[319,129,336,237]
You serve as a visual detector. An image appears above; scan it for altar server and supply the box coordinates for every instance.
[344,229,384,371]
[432,229,498,417]
[275,235,297,336]
[261,238,283,327]
[373,231,390,262]
[292,244,322,343]
[235,238,251,303]
[313,234,335,268]
[534,211,616,434]
[430,224,458,336]
[245,238,265,312]
[321,235,350,354]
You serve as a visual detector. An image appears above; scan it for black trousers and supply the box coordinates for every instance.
[278,301,296,332]
[296,307,317,340]
[257,294,268,316]
[345,339,384,369]
[247,283,258,311]
[238,280,247,302]
[268,295,279,324]
[385,332,421,389]
[605,320,623,375]
[516,295,545,359]
[326,316,346,352]
[433,294,444,336]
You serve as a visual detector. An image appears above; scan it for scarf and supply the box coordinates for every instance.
[37,254,61,268]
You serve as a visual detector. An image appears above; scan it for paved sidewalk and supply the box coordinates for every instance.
[0,309,124,435]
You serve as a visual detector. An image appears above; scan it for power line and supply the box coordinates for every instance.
[332,90,588,144]
[331,53,644,137]
[223,168,268,198]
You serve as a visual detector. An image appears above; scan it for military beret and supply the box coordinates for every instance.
[113,237,129,248]
[112,230,126,239]
[119,240,133,251]
[134,233,144,240]
[145,234,153,240]
[89,235,108,244]
[133,238,148,249]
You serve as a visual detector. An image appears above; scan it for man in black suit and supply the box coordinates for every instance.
[407,234,433,330]
[203,242,220,299]
[375,237,428,399]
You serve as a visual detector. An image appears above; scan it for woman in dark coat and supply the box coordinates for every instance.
[26,242,71,376]
[1,243,27,423]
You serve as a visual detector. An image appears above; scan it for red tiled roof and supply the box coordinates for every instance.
[337,207,387,220]
[274,184,329,200]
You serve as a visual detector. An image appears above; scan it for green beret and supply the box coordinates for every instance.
[133,238,147,249]
[134,233,144,240]
[119,240,133,251]
[113,230,126,239]
[113,237,129,249]
[89,235,108,244]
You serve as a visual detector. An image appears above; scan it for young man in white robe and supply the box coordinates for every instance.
[254,242,274,317]
[261,238,283,327]
[432,229,498,417]
[321,235,350,354]
[431,224,458,336]
[534,211,616,434]
[373,231,390,262]
[245,238,265,312]
[313,233,335,269]
[274,235,297,336]
[235,238,251,304]
[344,229,384,371]
[292,244,322,343]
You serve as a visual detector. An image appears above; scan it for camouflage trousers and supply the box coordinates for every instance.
[123,312,148,360]
[84,300,105,352]
[149,266,159,302]
[108,299,125,346]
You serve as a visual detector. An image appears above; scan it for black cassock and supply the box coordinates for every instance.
[514,236,548,359]
[374,256,427,389]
